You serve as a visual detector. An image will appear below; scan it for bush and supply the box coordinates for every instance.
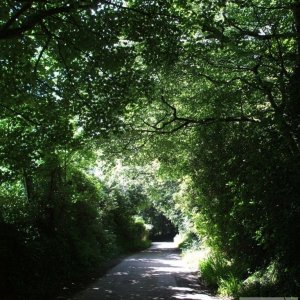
[114,215,151,252]
[0,164,152,300]
[178,231,201,251]
[238,262,279,297]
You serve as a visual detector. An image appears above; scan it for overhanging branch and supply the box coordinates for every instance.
[0,1,33,33]
[139,97,259,135]
[0,103,41,126]
[0,1,99,39]
[0,0,180,40]
[34,34,51,76]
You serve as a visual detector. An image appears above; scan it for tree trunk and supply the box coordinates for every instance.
[23,168,33,202]
[283,1,300,152]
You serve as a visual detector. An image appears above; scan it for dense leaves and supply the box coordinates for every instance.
[1,0,300,298]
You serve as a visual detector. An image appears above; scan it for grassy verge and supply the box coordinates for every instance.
[175,233,284,298]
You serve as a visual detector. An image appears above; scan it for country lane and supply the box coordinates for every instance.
[71,242,220,300]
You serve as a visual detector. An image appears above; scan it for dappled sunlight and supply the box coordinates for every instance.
[110,272,129,276]
[172,293,219,300]
[73,242,219,300]
[151,242,177,249]
[170,287,220,300]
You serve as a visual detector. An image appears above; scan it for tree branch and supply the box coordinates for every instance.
[224,16,295,41]
[139,96,259,134]
[0,103,41,126]
[0,1,99,39]
[0,1,33,32]
[0,0,180,40]
[34,34,51,76]
[101,0,181,19]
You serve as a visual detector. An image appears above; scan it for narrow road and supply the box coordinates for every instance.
[72,242,219,300]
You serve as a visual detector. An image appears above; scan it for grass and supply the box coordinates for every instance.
[198,253,245,297]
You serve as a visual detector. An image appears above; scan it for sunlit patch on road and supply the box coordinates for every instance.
[72,242,220,300]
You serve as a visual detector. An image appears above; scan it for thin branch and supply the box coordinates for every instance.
[0,0,180,40]
[250,60,281,112]
[56,40,86,102]
[139,96,259,135]
[0,1,99,39]
[251,3,294,10]
[0,103,41,126]
[101,0,181,19]
[139,115,258,135]
[37,78,63,98]
[34,34,51,76]
[192,71,251,86]
[224,16,295,40]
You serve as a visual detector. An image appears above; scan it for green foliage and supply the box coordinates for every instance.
[218,275,241,297]
[199,253,243,296]
[191,121,300,295]
[178,231,201,252]
[1,0,300,298]
[144,208,177,241]
[239,263,279,297]
[124,217,151,250]
[0,157,151,300]
[199,254,231,289]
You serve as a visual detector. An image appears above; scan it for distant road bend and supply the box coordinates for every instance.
[72,242,220,300]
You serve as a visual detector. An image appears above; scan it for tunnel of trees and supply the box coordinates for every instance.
[0,1,300,299]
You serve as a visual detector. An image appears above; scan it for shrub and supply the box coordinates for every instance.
[178,231,201,251]
[238,262,279,297]
[116,216,151,252]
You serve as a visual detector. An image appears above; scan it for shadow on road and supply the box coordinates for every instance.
[71,242,219,300]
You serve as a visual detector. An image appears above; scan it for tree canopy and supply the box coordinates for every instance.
[1,1,300,299]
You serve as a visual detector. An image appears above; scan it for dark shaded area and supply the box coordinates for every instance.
[142,207,178,241]
[53,254,130,300]
[0,169,150,300]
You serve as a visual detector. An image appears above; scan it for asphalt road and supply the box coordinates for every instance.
[72,242,219,300]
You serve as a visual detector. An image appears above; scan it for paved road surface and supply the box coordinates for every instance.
[72,242,219,300]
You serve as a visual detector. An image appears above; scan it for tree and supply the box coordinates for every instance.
[1,0,300,297]
[110,0,300,293]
